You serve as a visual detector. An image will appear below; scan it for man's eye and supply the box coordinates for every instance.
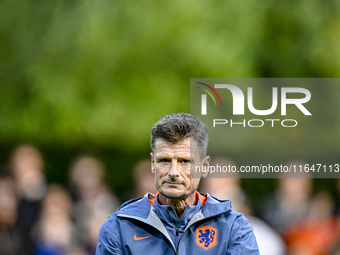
[160,159,170,163]
[181,159,190,164]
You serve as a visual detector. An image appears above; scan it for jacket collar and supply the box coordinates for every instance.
[117,192,232,219]
[148,192,207,207]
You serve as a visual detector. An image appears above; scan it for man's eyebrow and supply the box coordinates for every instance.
[155,157,169,160]
[177,156,191,160]
[155,154,192,159]
[154,155,171,160]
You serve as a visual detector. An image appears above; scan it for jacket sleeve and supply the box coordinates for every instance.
[227,214,259,255]
[95,214,124,255]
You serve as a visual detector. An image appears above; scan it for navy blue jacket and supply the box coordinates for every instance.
[96,192,259,255]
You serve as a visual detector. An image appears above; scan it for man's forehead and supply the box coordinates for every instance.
[153,138,200,154]
[153,137,198,146]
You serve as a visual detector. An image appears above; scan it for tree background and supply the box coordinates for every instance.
[1,0,339,201]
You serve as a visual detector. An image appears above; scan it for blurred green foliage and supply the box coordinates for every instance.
[1,0,340,198]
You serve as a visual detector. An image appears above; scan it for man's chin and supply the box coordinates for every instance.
[159,189,188,200]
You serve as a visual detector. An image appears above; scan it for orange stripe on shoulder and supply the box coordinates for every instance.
[196,192,207,206]
[148,192,159,206]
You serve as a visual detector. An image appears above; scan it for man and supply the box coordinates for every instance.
[96,113,259,255]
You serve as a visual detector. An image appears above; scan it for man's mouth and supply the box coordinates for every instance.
[163,180,183,186]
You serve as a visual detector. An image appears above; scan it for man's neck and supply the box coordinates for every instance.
[158,192,197,220]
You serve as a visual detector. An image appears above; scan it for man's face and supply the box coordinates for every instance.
[151,137,209,200]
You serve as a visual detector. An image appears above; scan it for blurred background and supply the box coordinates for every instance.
[1,0,340,254]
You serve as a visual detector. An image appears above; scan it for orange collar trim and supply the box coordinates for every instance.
[148,192,159,206]
[196,191,207,206]
[148,192,207,206]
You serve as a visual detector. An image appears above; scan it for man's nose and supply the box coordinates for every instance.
[168,160,180,177]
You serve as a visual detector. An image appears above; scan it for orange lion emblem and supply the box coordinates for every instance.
[196,225,218,250]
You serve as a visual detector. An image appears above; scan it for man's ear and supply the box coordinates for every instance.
[201,155,210,178]
[150,152,155,173]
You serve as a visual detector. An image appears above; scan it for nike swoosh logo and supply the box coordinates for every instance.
[133,234,152,240]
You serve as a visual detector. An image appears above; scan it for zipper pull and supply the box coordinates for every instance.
[176,227,178,236]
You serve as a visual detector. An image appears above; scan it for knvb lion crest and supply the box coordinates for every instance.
[196,225,218,250]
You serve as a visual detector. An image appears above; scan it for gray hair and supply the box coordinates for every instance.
[150,113,208,158]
